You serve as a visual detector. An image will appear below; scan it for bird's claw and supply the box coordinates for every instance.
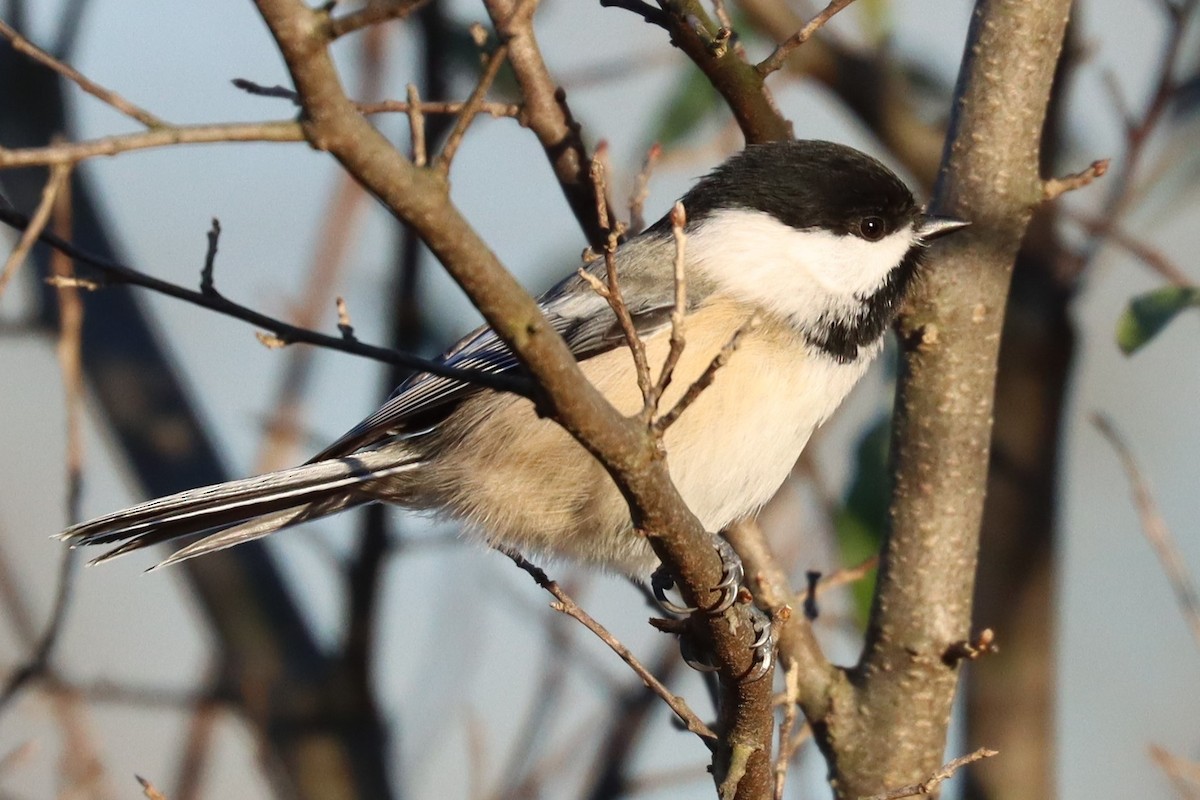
[743,605,775,682]
[650,534,744,614]
[650,536,775,682]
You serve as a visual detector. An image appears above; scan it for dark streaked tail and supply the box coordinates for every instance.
[59,449,419,568]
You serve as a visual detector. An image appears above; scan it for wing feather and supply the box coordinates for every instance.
[311,242,682,461]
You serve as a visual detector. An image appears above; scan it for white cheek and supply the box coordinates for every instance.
[685,208,915,327]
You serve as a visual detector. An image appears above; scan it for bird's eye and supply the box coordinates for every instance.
[858,216,887,241]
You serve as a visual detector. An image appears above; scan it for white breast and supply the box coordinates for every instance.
[586,299,878,533]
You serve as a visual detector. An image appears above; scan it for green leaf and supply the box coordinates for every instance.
[1116,286,1200,355]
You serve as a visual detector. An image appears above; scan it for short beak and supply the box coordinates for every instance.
[916,214,970,241]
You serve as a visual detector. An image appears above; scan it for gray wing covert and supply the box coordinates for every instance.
[308,244,681,462]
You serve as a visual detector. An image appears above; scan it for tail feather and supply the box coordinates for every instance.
[60,449,419,565]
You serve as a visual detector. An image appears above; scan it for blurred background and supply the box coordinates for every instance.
[0,0,1198,798]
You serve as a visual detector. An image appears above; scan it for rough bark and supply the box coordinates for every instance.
[808,2,1074,796]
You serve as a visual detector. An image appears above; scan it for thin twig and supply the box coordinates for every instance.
[628,143,662,233]
[230,78,521,118]
[860,747,999,800]
[642,201,688,424]
[588,149,653,401]
[0,207,532,395]
[756,0,857,75]
[1150,744,1200,798]
[1093,413,1200,652]
[407,84,428,167]
[1042,158,1110,200]
[0,178,83,720]
[137,775,170,800]
[0,17,165,128]
[1072,0,1199,277]
[503,550,717,746]
[1070,213,1194,288]
[0,162,71,298]
[336,296,355,339]
[327,0,432,39]
[0,120,306,169]
[230,78,299,102]
[653,315,758,434]
[172,697,219,800]
[796,555,880,605]
[772,661,801,800]
[361,98,521,118]
[436,40,510,171]
[200,219,220,295]
[711,0,734,29]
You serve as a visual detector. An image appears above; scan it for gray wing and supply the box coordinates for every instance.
[309,239,681,462]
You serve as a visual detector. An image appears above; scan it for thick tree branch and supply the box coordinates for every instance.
[814,2,1074,797]
[250,1,774,795]
[609,0,792,145]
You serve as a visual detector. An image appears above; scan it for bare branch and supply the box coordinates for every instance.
[0,207,531,395]
[1150,744,1200,797]
[172,698,219,800]
[721,517,837,708]
[232,78,522,118]
[772,661,801,800]
[586,149,653,402]
[0,120,305,169]
[653,315,757,434]
[0,17,164,128]
[137,775,170,800]
[336,297,355,340]
[637,1,791,144]
[0,180,84,719]
[628,143,662,233]
[1093,413,1200,652]
[0,162,71,298]
[796,555,879,606]
[860,747,999,800]
[503,550,717,746]
[327,0,431,39]
[942,628,997,666]
[845,1,1071,793]
[643,201,688,424]
[199,218,220,295]
[231,78,300,102]
[250,2,778,794]
[436,36,510,171]
[1042,158,1109,200]
[1070,213,1194,288]
[406,84,428,166]
[756,0,858,76]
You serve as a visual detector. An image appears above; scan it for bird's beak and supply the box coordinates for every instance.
[916,214,970,241]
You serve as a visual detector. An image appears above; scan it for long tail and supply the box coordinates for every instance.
[58,450,420,568]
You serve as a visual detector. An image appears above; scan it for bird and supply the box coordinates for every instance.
[59,140,968,577]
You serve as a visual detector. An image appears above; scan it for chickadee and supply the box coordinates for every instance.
[60,140,967,575]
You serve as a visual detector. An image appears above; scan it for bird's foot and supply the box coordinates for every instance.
[650,535,774,682]
[650,534,743,614]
